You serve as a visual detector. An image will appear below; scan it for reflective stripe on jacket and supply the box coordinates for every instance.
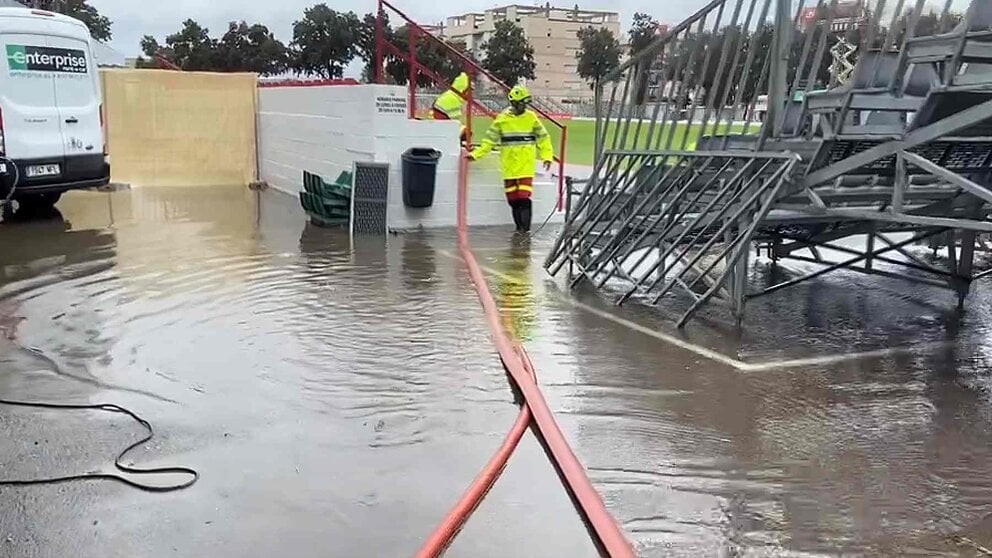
[470,108,554,180]
[504,177,533,200]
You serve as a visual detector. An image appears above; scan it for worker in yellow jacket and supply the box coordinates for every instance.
[432,72,470,142]
[467,85,554,233]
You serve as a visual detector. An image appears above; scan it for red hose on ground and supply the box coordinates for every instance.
[413,345,534,558]
[415,154,635,557]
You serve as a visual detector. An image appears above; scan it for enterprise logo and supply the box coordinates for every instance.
[6,45,87,73]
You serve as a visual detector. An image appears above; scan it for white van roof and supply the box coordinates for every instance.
[0,7,89,31]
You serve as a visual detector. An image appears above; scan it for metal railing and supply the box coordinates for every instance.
[546,0,992,326]
[374,0,569,209]
[545,0,795,324]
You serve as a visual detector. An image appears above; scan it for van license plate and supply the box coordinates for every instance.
[27,164,60,178]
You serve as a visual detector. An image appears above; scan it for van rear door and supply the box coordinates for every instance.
[0,32,63,159]
[45,33,100,158]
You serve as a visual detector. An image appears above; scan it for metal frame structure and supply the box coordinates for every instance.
[545,0,992,326]
[374,0,569,209]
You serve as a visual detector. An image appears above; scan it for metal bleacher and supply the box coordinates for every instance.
[545,0,992,326]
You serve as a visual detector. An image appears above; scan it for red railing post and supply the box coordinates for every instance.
[558,126,567,211]
[408,26,417,118]
[377,0,569,174]
[374,1,384,84]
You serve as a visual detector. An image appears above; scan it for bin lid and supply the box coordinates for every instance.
[403,148,441,161]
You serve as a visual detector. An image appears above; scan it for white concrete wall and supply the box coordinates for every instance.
[382,117,461,230]
[257,83,564,230]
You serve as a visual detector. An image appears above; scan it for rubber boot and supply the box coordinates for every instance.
[509,200,523,231]
[519,199,533,232]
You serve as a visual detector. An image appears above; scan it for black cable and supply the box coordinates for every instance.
[0,399,199,492]
[530,173,567,235]
[532,199,559,235]
[0,155,20,210]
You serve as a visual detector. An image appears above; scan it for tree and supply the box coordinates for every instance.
[384,28,470,87]
[214,21,289,75]
[575,26,621,87]
[141,21,287,74]
[30,0,112,41]
[140,35,166,59]
[628,12,659,105]
[357,12,388,82]
[629,12,659,55]
[138,35,178,69]
[141,20,218,71]
[290,4,361,79]
[481,20,535,86]
[355,11,475,85]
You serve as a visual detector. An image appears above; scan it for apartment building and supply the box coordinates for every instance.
[443,4,621,102]
[799,1,869,32]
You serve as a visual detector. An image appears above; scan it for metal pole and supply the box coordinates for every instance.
[765,0,792,140]
[374,2,385,84]
[566,176,575,281]
[893,153,906,212]
[865,228,876,271]
[408,26,417,119]
[558,127,568,211]
[593,79,603,163]
[946,229,958,282]
[728,0,773,145]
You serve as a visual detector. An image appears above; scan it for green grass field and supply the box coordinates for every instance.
[467,117,746,166]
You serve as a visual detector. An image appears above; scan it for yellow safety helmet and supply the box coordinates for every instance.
[452,72,470,94]
[507,85,531,103]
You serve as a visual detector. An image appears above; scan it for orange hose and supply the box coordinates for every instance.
[416,155,635,557]
[413,345,533,558]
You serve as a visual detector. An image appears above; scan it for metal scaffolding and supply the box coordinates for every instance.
[546,0,992,326]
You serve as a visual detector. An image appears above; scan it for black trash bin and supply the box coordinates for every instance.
[402,148,442,208]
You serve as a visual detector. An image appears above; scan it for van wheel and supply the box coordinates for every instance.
[16,193,62,213]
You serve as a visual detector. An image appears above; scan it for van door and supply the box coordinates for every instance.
[44,33,100,159]
[0,32,63,159]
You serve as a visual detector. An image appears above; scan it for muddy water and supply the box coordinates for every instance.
[1,186,992,557]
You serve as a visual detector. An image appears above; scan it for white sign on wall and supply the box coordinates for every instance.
[375,94,407,115]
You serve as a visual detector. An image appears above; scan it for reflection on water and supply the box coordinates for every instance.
[493,235,538,343]
[0,186,991,557]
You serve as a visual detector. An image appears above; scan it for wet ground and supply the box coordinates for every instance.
[3,185,992,556]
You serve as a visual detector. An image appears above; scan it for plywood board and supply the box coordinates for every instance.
[101,69,257,187]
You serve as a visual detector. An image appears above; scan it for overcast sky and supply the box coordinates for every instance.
[88,0,689,63]
[88,0,970,74]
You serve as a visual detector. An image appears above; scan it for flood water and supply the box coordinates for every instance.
[3,185,992,557]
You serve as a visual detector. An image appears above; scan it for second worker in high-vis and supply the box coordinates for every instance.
[467,85,554,233]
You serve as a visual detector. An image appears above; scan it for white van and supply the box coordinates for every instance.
[0,7,109,210]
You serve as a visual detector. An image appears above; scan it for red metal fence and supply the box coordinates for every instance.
[374,0,568,210]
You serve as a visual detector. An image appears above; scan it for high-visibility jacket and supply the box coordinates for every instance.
[432,72,470,122]
[470,108,554,181]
